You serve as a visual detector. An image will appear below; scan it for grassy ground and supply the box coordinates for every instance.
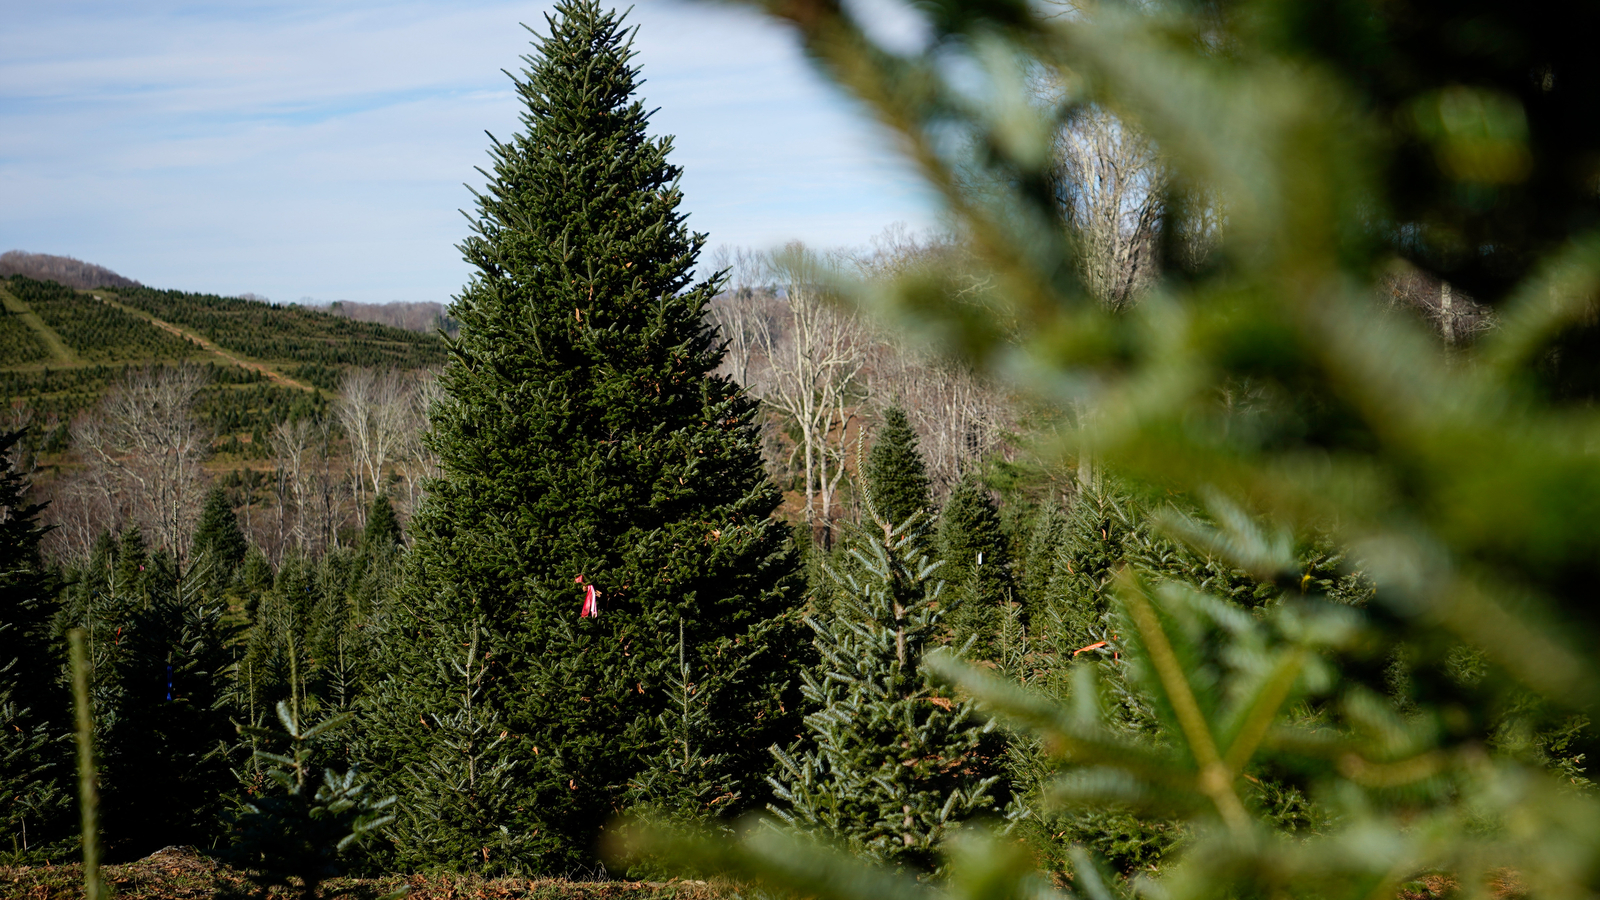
[0,847,736,900]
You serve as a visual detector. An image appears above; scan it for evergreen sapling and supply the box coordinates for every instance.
[768,513,1008,872]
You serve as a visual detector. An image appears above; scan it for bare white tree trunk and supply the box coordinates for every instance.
[746,244,869,544]
[1055,105,1166,310]
[73,365,210,564]
[270,418,314,554]
[398,368,444,518]
[336,367,414,526]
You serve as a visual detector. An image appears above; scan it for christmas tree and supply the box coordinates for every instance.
[768,513,1007,872]
[860,408,932,530]
[363,0,801,871]
[937,473,1013,659]
[227,702,395,900]
[191,487,248,593]
[0,429,71,862]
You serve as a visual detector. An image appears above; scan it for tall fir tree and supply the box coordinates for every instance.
[861,408,932,530]
[937,473,1013,660]
[363,0,801,872]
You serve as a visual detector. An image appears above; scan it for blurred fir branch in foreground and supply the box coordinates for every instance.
[616,1,1600,898]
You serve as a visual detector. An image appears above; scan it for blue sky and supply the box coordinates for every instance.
[0,0,938,304]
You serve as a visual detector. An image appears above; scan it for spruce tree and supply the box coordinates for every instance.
[768,517,1007,872]
[861,408,932,530]
[937,473,1013,659]
[99,585,239,858]
[364,0,801,871]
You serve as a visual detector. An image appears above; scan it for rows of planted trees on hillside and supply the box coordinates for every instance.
[111,285,448,369]
[9,2,1600,900]
[3,277,200,363]
[0,310,50,365]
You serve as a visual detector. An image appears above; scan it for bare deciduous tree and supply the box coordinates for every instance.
[737,244,870,544]
[397,367,444,518]
[1054,105,1166,310]
[72,365,210,562]
[336,367,414,524]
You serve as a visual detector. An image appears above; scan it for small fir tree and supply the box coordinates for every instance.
[362,495,402,551]
[861,408,932,530]
[191,487,248,591]
[385,619,532,873]
[364,0,802,871]
[937,473,1014,659]
[624,617,764,827]
[227,702,396,900]
[768,515,1008,872]
[0,695,71,863]
[99,581,240,858]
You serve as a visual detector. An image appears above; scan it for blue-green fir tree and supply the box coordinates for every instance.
[937,473,1014,660]
[362,0,802,872]
[860,408,932,530]
[768,512,1009,872]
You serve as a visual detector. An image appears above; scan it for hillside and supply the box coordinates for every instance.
[0,250,141,289]
[0,273,447,457]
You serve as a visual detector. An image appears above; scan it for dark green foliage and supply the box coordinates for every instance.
[0,696,72,863]
[0,429,61,713]
[112,285,445,369]
[0,430,71,862]
[861,408,931,530]
[227,703,396,900]
[937,474,1013,659]
[98,589,240,859]
[233,535,400,743]
[0,364,274,459]
[52,529,243,860]
[381,620,532,874]
[0,305,49,365]
[362,496,402,551]
[365,0,801,872]
[1015,500,1066,619]
[192,488,249,591]
[768,517,1007,871]
[195,383,326,446]
[5,276,197,362]
[624,615,785,835]
[289,363,342,392]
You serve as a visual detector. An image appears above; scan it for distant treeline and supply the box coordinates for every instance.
[326,300,457,336]
[0,250,140,289]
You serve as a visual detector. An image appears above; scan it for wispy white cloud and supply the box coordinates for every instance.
[0,0,936,303]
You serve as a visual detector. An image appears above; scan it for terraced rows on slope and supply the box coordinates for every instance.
[5,275,201,362]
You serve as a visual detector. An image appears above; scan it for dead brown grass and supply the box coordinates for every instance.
[0,847,737,900]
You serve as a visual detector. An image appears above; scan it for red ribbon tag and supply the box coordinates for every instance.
[575,574,601,618]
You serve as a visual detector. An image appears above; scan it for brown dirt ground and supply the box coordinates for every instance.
[0,847,736,900]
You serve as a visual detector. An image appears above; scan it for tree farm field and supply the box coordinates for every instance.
[10,0,1600,899]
